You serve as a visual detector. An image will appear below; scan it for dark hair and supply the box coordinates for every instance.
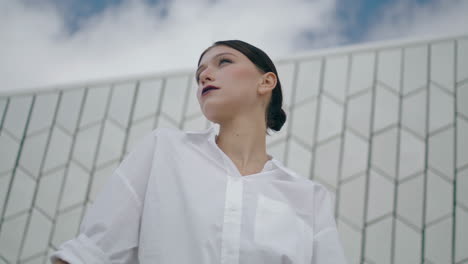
[197,40,287,134]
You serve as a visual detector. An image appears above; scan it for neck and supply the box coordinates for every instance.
[215,116,270,175]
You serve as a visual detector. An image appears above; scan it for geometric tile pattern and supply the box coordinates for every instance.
[1,34,467,264]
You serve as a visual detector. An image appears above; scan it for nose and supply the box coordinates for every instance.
[199,68,214,86]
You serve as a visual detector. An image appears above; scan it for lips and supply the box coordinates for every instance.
[202,85,220,96]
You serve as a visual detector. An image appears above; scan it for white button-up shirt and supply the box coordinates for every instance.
[50,124,348,264]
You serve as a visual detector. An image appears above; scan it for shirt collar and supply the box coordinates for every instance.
[185,124,299,179]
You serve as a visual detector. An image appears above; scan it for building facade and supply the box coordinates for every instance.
[0,34,467,264]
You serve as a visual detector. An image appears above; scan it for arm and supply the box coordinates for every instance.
[49,130,159,264]
[49,169,142,263]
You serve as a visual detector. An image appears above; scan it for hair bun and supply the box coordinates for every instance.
[269,108,287,131]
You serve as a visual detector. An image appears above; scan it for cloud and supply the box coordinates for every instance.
[0,0,343,93]
[364,0,468,42]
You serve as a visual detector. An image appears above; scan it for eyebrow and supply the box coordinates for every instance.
[196,52,237,79]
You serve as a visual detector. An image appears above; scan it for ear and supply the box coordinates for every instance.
[257,72,277,95]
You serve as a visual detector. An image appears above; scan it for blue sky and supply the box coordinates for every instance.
[1,0,467,92]
[339,0,402,42]
[51,0,435,43]
[51,0,429,42]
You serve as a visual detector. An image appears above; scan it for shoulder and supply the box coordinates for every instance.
[154,126,216,147]
[152,126,180,137]
[152,126,187,140]
[295,174,331,195]
[133,126,185,147]
[298,176,334,208]
[154,126,181,134]
[309,180,334,204]
[138,127,204,153]
[286,169,335,206]
[285,168,332,196]
[269,158,333,200]
[117,127,179,171]
[128,126,216,155]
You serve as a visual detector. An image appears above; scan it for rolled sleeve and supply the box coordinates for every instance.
[49,233,110,264]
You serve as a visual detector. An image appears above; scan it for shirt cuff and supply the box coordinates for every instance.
[49,233,111,264]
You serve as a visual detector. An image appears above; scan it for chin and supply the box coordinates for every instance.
[203,113,225,125]
[200,99,239,123]
[202,108,230,125]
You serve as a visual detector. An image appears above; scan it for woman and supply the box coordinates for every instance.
[51,40,347,264]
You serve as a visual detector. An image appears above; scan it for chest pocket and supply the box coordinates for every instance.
[254,194,314,264]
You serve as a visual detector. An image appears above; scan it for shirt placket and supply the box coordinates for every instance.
[208,130,245,264]
[220,175,243,264]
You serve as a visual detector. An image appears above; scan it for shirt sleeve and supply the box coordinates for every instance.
[49,129,159,264]
[311,184,348,264]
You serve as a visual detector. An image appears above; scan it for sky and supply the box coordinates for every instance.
[1,0,467,93]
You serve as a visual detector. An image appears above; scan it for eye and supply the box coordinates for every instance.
[219,58,232,65]
[196,58,232,82]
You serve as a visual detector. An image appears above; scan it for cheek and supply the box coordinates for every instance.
[225,66,259,93]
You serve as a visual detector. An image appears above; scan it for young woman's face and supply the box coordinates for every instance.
[196,45,265,123]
